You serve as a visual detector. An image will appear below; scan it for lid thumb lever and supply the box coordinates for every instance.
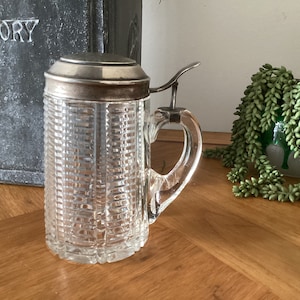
[150,61,200,110]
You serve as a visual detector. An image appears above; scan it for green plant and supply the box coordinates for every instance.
[204,64,300,202]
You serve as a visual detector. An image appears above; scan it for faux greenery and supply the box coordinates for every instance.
[204,63,300,202]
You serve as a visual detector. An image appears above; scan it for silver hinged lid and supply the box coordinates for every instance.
[44,53,150,101]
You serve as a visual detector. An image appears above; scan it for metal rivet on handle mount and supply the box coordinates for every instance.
[149,62,200,111]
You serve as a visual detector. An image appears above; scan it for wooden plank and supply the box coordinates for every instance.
[156,129,231,145]
[1,139,300,299]
[0,210,277,300]
[0,184,44,221]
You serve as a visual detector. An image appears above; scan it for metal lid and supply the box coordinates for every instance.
[44,53,150,101]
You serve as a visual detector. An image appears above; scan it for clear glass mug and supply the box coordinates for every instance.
[43,53,202,264]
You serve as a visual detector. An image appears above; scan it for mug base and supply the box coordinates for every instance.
[46,238,147,264]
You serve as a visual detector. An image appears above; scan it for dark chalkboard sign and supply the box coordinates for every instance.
[0,0,142,186]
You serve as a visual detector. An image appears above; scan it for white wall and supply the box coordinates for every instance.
[142,0,300,132]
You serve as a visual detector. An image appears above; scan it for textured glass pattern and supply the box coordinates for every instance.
[44,96,149,264]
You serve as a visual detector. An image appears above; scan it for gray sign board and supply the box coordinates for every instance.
[0,0,142,186]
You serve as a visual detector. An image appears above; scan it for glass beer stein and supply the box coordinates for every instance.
[43,53,202,264]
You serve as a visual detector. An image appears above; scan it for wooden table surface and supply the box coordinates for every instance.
[1,139,300,300]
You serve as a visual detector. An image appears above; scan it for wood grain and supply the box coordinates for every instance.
[0,184,43,221]
[156,129,232,145]
[0,133,299,299]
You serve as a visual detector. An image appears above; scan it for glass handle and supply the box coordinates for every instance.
[147,107,202,224]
